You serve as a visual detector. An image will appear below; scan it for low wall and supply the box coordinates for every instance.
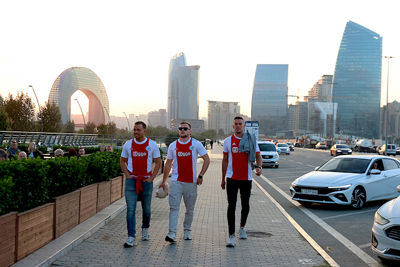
[79,184,98,223]
[110,176,122,203]
[97,181,111,212]
[0,212,17,266]
[54,190,80,238]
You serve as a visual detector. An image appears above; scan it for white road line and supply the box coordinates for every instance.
[321,209,377,221]
[253,179,339,267]
[257,174,380,267]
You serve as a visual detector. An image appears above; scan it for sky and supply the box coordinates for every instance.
[1,0,399,120]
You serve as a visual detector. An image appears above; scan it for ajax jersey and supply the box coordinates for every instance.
[223,134,260,180]
[167,137,207,183]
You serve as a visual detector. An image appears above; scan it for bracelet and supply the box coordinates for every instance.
[198,175,203,179]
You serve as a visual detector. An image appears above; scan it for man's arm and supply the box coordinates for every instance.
[197,154,210,185]
[145,157,162,182]
[159,158,173,188]
[120,157,131,178]
[221,153,228,189]
[255,153,262,176]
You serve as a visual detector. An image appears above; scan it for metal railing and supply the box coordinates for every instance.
[0,131,98,147]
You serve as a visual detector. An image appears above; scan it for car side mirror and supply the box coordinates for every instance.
[314,166,319,171]
[397,185,400,193]
[370,169,381,175]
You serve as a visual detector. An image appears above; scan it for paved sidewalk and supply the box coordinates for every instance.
[51,148,328,266]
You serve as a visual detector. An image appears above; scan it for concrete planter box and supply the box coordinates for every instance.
[97,181,111,212]
[0,212,17,266]
[79,184,98,223]
[17,203,54,261]
[110,176,122,203]
[54,190,80,238]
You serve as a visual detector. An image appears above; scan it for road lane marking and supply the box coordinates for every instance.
[257,173,380,267]
[253,178,339,267]
[321,209,377,220]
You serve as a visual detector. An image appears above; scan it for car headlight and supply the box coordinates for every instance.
[328,184,352,191]
[374,211,390,225]
[337,150,342,152]
[291,179,299,187]
[349,150,352,152]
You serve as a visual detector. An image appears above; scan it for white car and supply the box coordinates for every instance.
[258,141,279,168]
[290,155,400,209]
[372,185,400,261]
[276,143,290,155]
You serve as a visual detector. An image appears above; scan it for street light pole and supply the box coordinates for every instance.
[28,85,43,132]
[384,56,394,155]
[103,106,112,145]
[74,98,86,129]
[123,112,131,131]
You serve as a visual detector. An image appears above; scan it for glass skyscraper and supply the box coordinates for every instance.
[332,21,382,138]
[251,64,288,135]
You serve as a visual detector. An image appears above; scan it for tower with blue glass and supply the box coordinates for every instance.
[332,21,382,138]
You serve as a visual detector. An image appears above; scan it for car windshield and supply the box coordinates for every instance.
[287,142,292,145]
[277,144,288,147]
[318,158,371,173]
[259,143,276,151]
[336,145,349,149]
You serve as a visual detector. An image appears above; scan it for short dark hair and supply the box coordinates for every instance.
[233,116,244,121]
[135,121,147,129]
[179,121,191,129]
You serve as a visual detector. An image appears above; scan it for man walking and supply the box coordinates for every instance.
[120,121,162,247]
[221,116,262,247]
[160,121,210,242]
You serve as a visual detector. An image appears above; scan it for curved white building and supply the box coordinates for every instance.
[49,67,110,125]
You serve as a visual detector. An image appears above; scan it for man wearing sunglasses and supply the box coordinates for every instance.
[221,116,262,247]
[160,121,210,243]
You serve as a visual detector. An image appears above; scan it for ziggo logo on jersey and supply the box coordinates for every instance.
[178,152,191,157]
[132,151,147,157]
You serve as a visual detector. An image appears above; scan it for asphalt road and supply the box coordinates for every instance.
[254,148,398,267]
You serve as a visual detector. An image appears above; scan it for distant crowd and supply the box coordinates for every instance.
[0,141,114,162]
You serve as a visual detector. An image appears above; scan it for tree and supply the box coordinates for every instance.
[38,102,62,132]
[63,120,75,133]
[200,129,217,140]
[0,95,10,130]
[4,92,35,131]
[84,122,97,134]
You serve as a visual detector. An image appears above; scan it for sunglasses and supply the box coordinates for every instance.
[178,127,189,131]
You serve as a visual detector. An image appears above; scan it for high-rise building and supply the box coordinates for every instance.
[208,101,240,134]
[148,109,167,127]
[308,75,333,102]
[332,21,382,138]
[251,64,288,135]
[167,52,200,128]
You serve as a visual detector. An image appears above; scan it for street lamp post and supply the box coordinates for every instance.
[28,85,43,132]
[384,56,394,156]
[103,106,112,145]
[123,112,131,131]
[74,99,86,129]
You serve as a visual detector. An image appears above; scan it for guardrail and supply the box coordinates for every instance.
[0,131,98,147]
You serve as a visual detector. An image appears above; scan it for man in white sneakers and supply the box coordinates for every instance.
[160,121,210,243]
[221,116,262,247]
[120,121,162,247]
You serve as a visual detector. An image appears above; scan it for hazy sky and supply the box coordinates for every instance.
[1,0,399,120]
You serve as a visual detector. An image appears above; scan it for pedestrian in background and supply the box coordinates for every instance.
[28,142,44,159]
[7,140,20,160]
[221,116,263,247]
[160,121,210,243]
[120,121,162,247]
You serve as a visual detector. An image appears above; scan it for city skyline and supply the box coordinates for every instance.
[1,0,399,120]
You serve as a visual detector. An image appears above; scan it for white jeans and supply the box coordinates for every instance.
[168,180,198,233]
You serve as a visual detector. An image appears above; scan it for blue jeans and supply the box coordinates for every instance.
[125,178,153,237]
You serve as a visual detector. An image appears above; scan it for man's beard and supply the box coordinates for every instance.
[179,134,189,138]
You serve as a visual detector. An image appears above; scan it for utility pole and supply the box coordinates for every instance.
[123,112,131,131]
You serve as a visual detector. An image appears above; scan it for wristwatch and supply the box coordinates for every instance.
[198,174,203,179]
[255,166,261,169]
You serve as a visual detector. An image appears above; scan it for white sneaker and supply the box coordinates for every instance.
[239,227,247,239]
[124,236,137,247]
[226,235,235,247]
[184,230,192,240]
[165,232,176,243]
[142,228,149,241]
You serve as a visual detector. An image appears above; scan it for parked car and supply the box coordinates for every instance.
[371,185,400,261]
[290,155,400,209]
[276,143,290,155]
[379,144,397,156]
[258,141,279,168]
[330,144,352,156]
[315,142,327,149]
[287,142,294,151]
[396,147,400,155]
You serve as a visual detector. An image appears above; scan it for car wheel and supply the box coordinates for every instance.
[275,165,279,168]
[350,187,366,209]
[298,201,312,207]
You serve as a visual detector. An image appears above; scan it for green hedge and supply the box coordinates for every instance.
[0,150,121,215]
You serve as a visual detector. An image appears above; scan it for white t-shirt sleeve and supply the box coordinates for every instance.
[150,141,161,158]
[167,142,175,159]
[121,140,130,158]
[195,140,207,157]
[223,137,230,153]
